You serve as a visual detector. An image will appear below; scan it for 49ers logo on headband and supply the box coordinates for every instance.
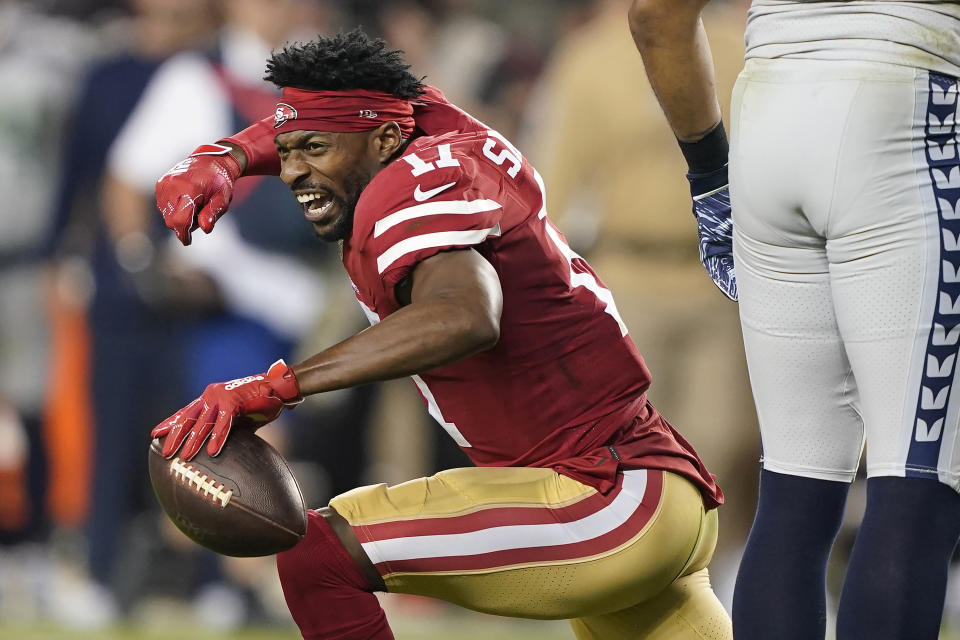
[270,88,417,137]
[274,103,298,128]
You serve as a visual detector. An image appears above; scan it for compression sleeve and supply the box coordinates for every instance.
[221,115,281,176]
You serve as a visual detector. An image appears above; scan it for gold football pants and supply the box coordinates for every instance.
[330,466,731,639]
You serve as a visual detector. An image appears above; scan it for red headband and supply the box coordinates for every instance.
[272,87,416,137]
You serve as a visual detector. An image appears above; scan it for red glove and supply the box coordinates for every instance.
[156,143,243,246]
[152,359,302,460]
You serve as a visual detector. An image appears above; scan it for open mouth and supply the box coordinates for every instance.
[296,191,336,223]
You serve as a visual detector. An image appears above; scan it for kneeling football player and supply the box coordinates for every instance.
[152,29,731,640]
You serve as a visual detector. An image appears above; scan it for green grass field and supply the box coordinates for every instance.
[2,623,959,640]
[0,621,570,640]
[0,607,574,640]
[4,592,959,640]
[4,616,960,640]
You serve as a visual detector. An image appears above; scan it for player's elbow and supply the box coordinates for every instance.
[470,310,501,352]
[451,262,503,354]
[628,0,705,46]
[628,0,664,40]
[454,301,500,354]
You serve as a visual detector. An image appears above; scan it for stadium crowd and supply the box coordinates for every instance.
[2,0,957,636]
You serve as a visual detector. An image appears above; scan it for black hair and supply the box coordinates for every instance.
[264,28,425,99]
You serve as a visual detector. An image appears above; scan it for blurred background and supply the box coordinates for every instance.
[0,0,954,638]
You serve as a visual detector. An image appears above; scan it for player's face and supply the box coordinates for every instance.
[276,130,380,242]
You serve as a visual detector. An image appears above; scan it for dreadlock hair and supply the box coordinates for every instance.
[264,28,425,99]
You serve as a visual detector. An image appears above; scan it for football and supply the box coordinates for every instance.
[148,431,307,557]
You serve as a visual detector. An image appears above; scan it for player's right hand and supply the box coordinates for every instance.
[688,165,737,301]
[156,143,243,246]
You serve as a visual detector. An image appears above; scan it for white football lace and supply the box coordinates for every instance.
[169,457,234,508]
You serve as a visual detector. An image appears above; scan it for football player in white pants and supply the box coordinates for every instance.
[628,0,960,637]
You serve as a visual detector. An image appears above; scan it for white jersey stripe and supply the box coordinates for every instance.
[360,470,648,565]
[374,199,503,238]
[376,225,501,274]
[533,168,628,336]
[411,374,471,447]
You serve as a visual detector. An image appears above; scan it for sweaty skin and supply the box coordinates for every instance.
[276,124,504,590]
[628,0,723,141]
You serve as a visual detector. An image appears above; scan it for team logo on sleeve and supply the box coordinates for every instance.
[274,103,298,128]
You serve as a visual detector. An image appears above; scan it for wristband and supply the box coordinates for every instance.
[266,359,303,405]
[190,143,243,179]
[677,122,729,175]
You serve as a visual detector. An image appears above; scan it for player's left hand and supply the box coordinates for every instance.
[152,359,303,460]
[687,165,737,301]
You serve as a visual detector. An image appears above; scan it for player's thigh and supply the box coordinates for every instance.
[569,568,731,640]
[733,235,864,481]
[329,467,715,620]
[730,59,866,482]
[828,67,960,490]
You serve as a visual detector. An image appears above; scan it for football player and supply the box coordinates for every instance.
[628,0,960,637]
[151,29,731,639]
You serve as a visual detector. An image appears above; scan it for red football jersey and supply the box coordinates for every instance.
[343,128,723,509]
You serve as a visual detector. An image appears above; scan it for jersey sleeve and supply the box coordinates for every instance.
[354,149,505,295]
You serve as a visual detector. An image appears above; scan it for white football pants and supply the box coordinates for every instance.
[731,58,960,490]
